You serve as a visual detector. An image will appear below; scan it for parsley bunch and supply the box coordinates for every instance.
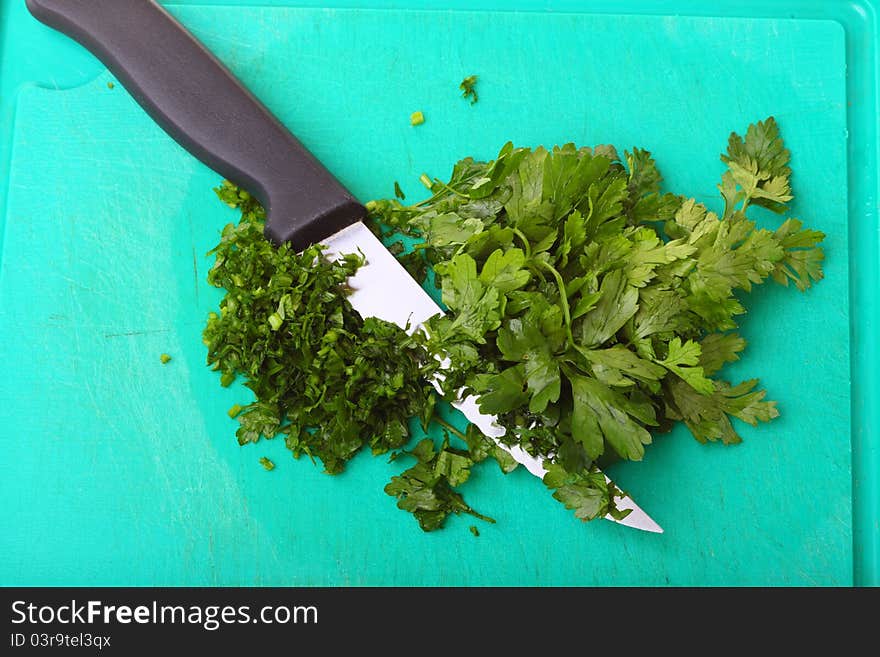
[204,118,825,530]
[369,118,824,522]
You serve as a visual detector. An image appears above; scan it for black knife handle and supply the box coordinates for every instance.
[26,0,364,249]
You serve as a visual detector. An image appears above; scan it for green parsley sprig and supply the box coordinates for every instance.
[368,117,824,522]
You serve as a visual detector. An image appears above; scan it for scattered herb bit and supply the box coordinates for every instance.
[459,75,478,104]
[469,525,480,537]
[107,81,115,90]
[394,181,406,200]
[259,456,275,471]
[410,111,425,126]
[419,173,433,190]
[227,404,243,419]
[384,437,495,531]
[368,117,824,523]
[160,353,171,364]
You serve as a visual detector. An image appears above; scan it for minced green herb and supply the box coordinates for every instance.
[394,181,406,200]
[259,457,275,471]
[160,353,171,364]
[410,111,425,126]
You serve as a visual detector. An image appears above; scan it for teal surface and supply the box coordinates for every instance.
[0,1,875,586]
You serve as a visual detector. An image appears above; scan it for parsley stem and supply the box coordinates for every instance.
[432,416,467,442]
[511,227,532,259]
[533,259,591,360]
[434,179,470,199]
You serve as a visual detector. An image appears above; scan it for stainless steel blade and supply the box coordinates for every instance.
[322,221,662,533]
[322,221,442,330]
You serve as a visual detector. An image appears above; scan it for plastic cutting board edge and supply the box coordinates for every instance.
[0,0,877,586]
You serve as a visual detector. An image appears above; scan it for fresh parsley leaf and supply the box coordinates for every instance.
[542,461,628,522]
[580,269,640,347]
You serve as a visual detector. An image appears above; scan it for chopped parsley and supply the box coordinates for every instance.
[394,181,406,200]
[204,181,439,476]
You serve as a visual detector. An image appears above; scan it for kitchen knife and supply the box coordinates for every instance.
[27,0,662,533]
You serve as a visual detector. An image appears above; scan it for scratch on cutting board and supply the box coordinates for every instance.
[104,328,172,339]
[192,246,200,305]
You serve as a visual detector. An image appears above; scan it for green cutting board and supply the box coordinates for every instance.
[0,5,854,585]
